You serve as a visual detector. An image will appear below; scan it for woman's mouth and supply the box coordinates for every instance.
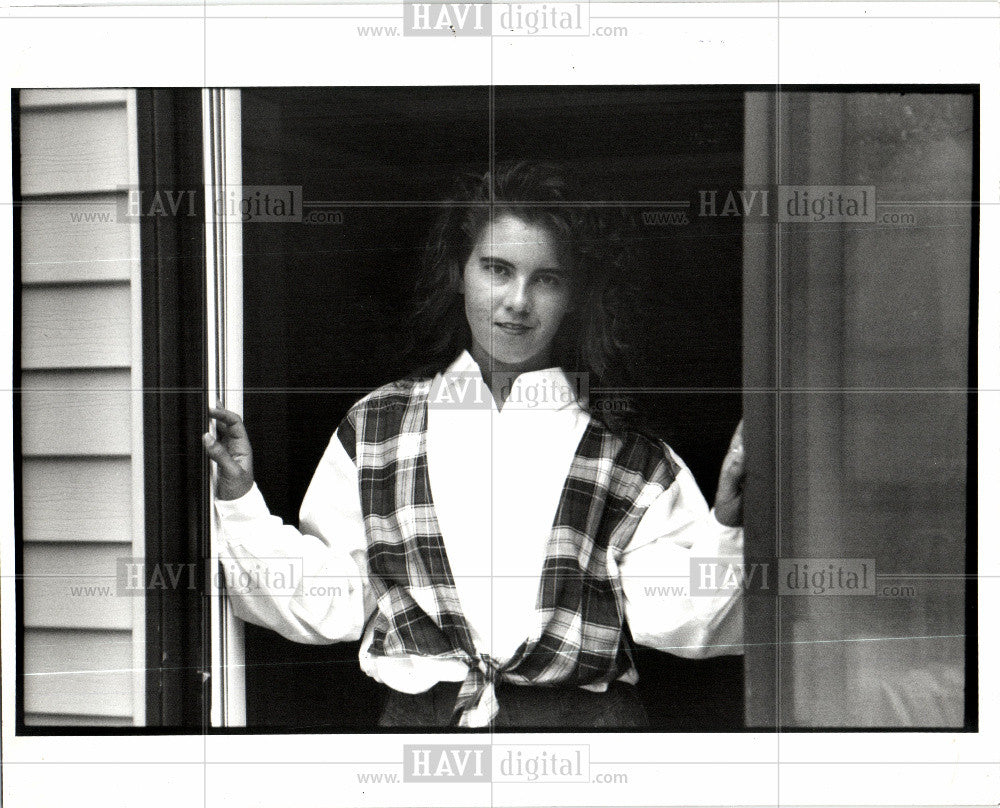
[495,322,532,335]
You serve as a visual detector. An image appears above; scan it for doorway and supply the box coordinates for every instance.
[238,86,745,730]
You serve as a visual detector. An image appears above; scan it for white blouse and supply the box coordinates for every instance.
[215,350,744,709]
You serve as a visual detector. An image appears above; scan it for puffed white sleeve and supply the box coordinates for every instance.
[618,445,744,657]
[213,426,374,644]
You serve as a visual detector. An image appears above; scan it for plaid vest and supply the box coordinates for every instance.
[335,376,681,727]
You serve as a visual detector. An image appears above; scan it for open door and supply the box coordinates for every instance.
[742,89,975,729]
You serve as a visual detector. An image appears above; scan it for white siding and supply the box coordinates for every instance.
[21,193,134,283]
[24,629,134,719]
[21,369,133,456]
[20,90,145,726]
[24,543,133,630]
[20,104,130,195]
[22,457,132,543]
[22,283,132,369]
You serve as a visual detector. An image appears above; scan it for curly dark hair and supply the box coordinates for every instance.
[404,158,650,436]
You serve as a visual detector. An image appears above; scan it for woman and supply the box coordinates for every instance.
[205,160,745,729]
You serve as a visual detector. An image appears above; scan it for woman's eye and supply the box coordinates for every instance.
[487,264,510,278]
[536,273,562,287]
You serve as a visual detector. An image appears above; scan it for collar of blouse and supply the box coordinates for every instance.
[430,349,586,415]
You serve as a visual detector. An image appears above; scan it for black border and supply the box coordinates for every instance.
[12,88,24,737]
[965,86,980,733]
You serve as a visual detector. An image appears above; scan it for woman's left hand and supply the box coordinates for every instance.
[713,419,744,527]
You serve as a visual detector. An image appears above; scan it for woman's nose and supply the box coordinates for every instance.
[502,279,531,314]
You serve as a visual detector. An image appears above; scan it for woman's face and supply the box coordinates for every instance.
[462,214,574,374]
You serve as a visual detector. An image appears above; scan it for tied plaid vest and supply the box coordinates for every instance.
[335,377,682,727]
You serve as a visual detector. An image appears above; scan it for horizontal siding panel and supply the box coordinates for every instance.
[20,89,129,109]
[21,369,131,456]
[22,457,131,543]
[20,105,130,196]
[21,193,133,284]
[22,283,131,369]
[24,629,133,718]
[23,542,133,630]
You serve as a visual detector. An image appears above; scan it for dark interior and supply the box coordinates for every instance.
[240,86,744,730]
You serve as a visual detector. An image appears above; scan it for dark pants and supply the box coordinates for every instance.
[378,680,649,729]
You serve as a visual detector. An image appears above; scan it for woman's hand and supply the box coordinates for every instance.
[712,419,744,527]
[204,403,255,501]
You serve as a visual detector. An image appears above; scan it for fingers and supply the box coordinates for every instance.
[202,431,242,478]
[718,419,746,495]
[715,420,745,523]
[725,420,744,473]
[208,404,240,423]
[208,404,248,441]
[720,450,744,483]
[727,418,744,452]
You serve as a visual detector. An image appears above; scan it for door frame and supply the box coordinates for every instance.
[138,87,248,728]
[137,88,212,728]
[204,88,248,728]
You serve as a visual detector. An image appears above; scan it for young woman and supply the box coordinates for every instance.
[205,160,745,729]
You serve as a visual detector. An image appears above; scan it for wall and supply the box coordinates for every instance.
[19,88,145,726]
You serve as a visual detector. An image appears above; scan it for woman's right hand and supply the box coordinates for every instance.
[204,403,255,500]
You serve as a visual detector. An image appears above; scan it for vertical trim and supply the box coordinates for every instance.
[125,89,146,726]
[137,89,209,728]
[203,88,247,728]
[741,90,778,730]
